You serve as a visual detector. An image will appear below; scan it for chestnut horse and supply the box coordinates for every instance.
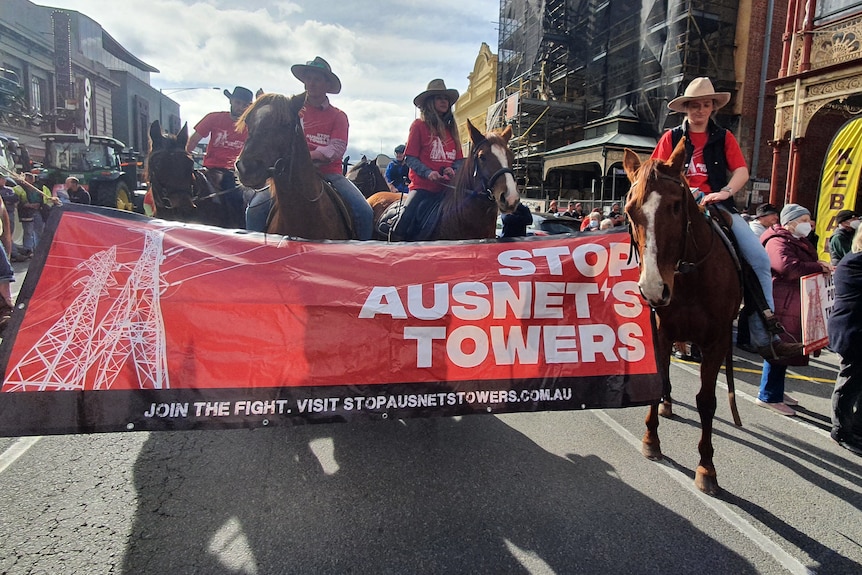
[367,120,520,241]
[623,139,742,496]
[145,120,245,228]
[346,155,389,198]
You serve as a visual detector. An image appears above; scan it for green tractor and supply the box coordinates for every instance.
[35,133,137,211]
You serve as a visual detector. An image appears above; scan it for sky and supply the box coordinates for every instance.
[43,0,502,163]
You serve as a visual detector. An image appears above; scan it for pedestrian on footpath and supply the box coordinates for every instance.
[828,224,862,455]
[756,204,832,416]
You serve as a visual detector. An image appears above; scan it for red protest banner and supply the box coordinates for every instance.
[0,205,662,435]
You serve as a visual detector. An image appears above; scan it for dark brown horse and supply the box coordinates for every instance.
[346,155,389,198]
[235,93,356,239]
[145,120,245,228]
[367,120,520,241]
[623,139,742,496]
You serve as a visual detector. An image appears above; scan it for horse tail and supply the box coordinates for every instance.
[725,334,743,427]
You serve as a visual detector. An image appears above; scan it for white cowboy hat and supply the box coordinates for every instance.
[291,56,342,94]
[413,79,460,108]
[667,77,731,113]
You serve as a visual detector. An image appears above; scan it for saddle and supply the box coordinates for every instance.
[706,209,784,337]
[382,192,444,241]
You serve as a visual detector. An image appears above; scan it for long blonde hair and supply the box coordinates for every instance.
[852,222,862,253]
[420,97,460,143]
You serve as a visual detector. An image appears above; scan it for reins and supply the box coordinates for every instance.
[627,171,717,275]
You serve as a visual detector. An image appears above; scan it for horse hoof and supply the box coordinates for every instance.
[642,442,663,461]
[658,401,673,419]
[695,468,720,496]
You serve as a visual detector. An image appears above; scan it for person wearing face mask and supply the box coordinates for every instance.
[755,204,833,415]
[828,209,860,265]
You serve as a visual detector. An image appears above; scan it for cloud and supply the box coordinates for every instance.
[47,0,500,159]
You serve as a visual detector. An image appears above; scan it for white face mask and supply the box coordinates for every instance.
[792,221,812,238]
[851,220,861,230]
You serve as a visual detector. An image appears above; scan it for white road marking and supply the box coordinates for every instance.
[593,410,814,574]
[0,436,42,474]
[672,360,833,439]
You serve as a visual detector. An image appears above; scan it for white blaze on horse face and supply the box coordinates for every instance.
[490,143,519,208]
[638,190,666,303]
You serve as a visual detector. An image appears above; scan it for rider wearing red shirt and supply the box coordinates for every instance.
[394,79,464,241]
[186,86,253,228]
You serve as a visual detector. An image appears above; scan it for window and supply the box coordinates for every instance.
[30,77,42,112]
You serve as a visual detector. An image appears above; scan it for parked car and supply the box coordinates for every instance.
[496,212,582,237]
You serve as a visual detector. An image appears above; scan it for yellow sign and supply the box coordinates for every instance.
[816,118,862,261]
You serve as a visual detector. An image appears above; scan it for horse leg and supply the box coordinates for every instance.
[644,337,672,459]
[694,346,722,495]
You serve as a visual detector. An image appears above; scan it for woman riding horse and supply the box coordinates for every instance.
[652,77,802,362]
[392,79,464,241]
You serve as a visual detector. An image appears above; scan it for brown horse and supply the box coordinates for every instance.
[367,120,520,241]
[623,139,742,496]
[235,93,356,239]
[346,155,389,198]
[145,120,245,228]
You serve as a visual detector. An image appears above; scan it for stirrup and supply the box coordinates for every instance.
[762,310,786,336]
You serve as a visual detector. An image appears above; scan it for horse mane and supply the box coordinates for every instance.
[627,156,704,216]
[627,159,663,211]
[236,92,301,132]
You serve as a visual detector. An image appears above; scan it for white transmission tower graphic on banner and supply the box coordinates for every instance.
[5,230,170,391]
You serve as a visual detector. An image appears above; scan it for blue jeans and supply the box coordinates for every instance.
[758,360,787,403]
[20,218,37,252]
[245,188,272,233]
[245,175,373,240]
[0,243,14,282]
[727,209,775,347]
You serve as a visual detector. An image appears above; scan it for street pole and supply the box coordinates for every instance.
[157,87,219,132]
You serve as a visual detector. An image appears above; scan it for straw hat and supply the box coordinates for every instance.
[413,79,459,108]
[291,57,342,94]
[668,77,731,113]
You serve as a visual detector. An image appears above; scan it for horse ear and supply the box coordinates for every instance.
[149,120,164,151]
[467,119,484,145]
[622,148,641,182]
[669,136,687,173]
[290,92,306,116]
[499,125,513,143]
[177,123,189,149]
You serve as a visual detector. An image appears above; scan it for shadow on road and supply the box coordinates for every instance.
[122,414,759,574]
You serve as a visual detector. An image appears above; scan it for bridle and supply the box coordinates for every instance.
[461,136,515,202]
[149,149,240,210]
[629,169,716,276]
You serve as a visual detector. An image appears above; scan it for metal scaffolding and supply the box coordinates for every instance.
[495,0,740,200]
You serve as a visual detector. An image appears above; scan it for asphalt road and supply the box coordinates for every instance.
[0,261,860,575]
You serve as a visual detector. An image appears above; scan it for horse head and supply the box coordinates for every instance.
[146,120,196,212]
[466,119,520,214]
[235,92,308,190]
[346,155,387,198]
[623,137,700,307]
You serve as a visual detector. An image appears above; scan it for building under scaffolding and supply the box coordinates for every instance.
[492,0,740,206]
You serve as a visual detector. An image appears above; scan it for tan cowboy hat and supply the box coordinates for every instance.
[667,77,731,113]
[291,56,342,94]
[413,79,459,108]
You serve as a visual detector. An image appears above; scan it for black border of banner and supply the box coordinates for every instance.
[0,373,661,436]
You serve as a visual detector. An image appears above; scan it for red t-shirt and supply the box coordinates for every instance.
[194,112,248,170]
[404,119,463,193]
[652,128,746,192]
[300,102,349,176]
